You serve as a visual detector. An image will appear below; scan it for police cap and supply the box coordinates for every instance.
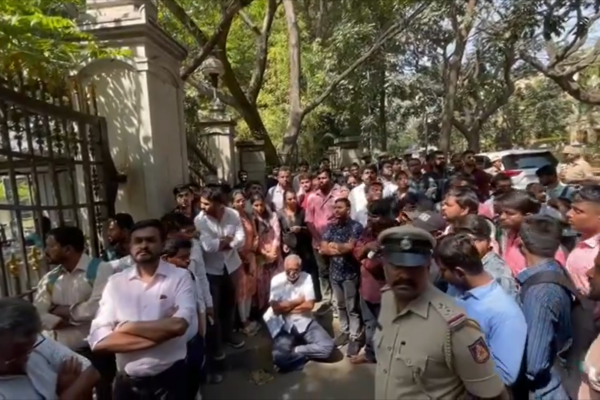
[377,225,436,267]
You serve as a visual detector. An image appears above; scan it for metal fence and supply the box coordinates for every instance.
[0,76,116,299]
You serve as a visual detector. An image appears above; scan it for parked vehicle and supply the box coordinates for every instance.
[476,149,558,189]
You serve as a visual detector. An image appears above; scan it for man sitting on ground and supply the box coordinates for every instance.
[264,254,335,372]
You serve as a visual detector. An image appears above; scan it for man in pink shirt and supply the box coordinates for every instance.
[496,190,566,276]
[305,167,340,303]
[566,185,600,294]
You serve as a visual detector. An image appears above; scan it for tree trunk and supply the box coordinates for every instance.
[378,64,387,151]
[280,0,303,165]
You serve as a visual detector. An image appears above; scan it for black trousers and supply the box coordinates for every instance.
[75,345,116,400]
[207,272,236,358]
[113,359,188,400]
[186,335,205,400]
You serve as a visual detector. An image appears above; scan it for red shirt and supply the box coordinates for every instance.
[465,168,491,199]
[353,231,386,304]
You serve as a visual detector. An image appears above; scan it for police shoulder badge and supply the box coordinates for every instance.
[400,237,412,250]
[467,337,491,364]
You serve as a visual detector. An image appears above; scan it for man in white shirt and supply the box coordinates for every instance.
[267,166,293,212]
[33,226,115,400]
[350,165,396,222]
[195,186,246,362]
[264,255,334,372]
[162,237,206,400]
[88,219,196,400]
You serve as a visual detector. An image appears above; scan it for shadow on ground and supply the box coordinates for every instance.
[204,359,375,400]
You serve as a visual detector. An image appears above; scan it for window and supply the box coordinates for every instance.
[475,155,492,169]
[502,152,558,170]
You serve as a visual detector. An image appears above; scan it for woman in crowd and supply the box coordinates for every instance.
[231,190,260,336]
[251,193,282,311]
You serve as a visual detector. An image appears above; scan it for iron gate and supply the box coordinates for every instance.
[0,78,116,299]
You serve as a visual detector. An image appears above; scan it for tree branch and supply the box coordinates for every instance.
[302,3,430,117]
[159,0,208,45]
[247,0,279,102]
[180,0,250,81]
[239,10,262,35]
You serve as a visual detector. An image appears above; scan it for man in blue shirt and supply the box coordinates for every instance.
[320,198,364,357]
[516,215,573,399]
[435,233,527,385]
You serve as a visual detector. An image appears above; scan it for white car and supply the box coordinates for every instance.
[476,149,558,190]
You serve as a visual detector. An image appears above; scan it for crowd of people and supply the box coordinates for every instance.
[3,145,600,399]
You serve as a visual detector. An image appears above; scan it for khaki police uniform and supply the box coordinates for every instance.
[374,226,505,400]
[561,145,594,182]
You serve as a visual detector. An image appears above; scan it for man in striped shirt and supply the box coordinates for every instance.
[516,215,572,399]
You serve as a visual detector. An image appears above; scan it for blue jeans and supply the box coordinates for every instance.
[360,297,380,362]
[272,321,334,372]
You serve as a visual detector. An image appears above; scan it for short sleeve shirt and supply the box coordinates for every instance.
[322,219,364,281]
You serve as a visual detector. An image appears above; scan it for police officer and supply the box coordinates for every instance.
[374,225,508,400]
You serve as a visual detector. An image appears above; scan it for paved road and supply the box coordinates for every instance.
[204,357,375,400]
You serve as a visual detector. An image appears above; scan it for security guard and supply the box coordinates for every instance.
[374,226,508,400]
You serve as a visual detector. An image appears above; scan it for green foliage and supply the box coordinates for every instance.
[0,0,119,81]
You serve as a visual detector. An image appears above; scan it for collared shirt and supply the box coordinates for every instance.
[517,260,573,399]
[353,231,385,303]
[322,218,363,281]
[263,271,316,337]
[195,208,245,276]
[190,239,213,308]
[0,335,91,400]
[267,184,290,212]
[88,260,196,377]
[408,174,438,199]
[481,251,519,299]
[565,235,600,294]
[501,230,567,276]
[349,181,396,223]
[33,253,113,349]
[546,182,576,201]
[305,186,340,248]
[563,158,594,182]
[455,280,527,385]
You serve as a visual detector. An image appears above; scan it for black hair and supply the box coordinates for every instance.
[495,189,541,214]
[378,159,392,170]
[536,164,557,178]
[130,219,165,241]
[335,197,351,208]
[368,198,395,219]
[490,172,512,189]
[108,213,134,231]
[573,185,600,204]
[38,216,51,237]
[453,214,492,241]
[407,158,421,165]
[231,189,246,199]
[320,157,330,163]
[364,181,384,194]
[0,298,42,338]
[446,187,479,214]
[362,164,378,174]
[317,167,332,178]
[162,237,193,258]
[351,162,360,168]
[434,233,484,275]
[172,184,191,197]
[462,150,476,157]
[47,226,85,253]
[160,213,194,234]
[519,215,561,258]
[199,186,225,204]
[299,160,309,167]
[249,193,266,204]
[449,172,476,189]
[526,182,543,192]
[395,170,408,179]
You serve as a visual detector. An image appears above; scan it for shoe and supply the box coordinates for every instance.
[226,336,245,349]
[213,349,226,361]
[207,373,224,384]
[346,340,360,357]
[333,332,349,348]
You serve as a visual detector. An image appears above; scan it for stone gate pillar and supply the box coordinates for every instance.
[335,136,362,167]
[235,139,266,185]
[77,0,188,220]
[198,102,236,184]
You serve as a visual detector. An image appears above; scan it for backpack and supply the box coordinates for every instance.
[46,258,101,296]
[512,270,597,397]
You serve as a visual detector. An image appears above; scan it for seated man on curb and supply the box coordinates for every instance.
[264,254,335,372]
